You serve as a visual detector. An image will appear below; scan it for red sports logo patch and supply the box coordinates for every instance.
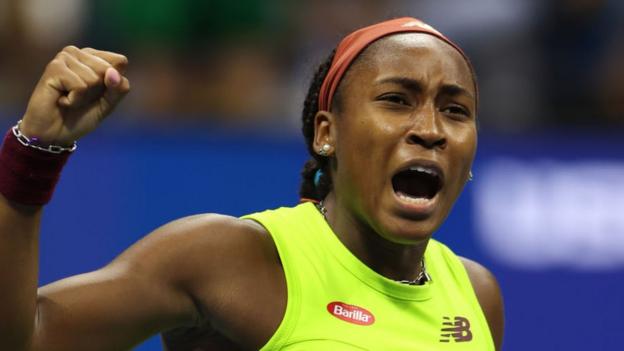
[327,301,375,326]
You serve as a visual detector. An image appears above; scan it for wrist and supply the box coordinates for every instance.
[17,118,53,144]
[0,123,75,206]
[13,120,77,154]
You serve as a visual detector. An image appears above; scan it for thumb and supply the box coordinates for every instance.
[104,67,121,88]
[102,67,130,111]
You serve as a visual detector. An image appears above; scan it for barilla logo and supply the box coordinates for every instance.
[327,301,375,326]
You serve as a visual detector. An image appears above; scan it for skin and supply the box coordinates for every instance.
[314,34,502,347]
[316,33,478,279]
[0,34,503,351]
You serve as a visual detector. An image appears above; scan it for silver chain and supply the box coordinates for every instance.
[12,120,77,154]
[396,258,432,285]
[316,200,431,285]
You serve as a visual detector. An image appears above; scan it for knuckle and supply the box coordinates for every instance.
[56,51,69,60]
[62,45,79,53]
[114,55,129,67]
[45,60,66,75]
[79,47,97,59]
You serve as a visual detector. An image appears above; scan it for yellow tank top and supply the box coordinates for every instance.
[243,203,493,351]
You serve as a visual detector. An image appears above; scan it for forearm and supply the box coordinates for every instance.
[0,119,70,348]
[0,197,43,349]
[0,46,198,350]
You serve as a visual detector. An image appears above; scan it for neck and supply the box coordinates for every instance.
[320,192,430,283]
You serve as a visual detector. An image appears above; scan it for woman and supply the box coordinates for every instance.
[0,17,503,350]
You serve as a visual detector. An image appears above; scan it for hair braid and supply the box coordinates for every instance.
[299,49,336,201]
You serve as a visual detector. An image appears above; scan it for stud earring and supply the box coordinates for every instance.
[318,144,331,156]
[468,171,474,182]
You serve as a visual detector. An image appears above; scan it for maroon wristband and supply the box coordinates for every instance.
[0,128,71,205]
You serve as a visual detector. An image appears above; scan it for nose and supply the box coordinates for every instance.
[406,104,447,150]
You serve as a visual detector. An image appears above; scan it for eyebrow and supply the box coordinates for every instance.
[375,77,474,100]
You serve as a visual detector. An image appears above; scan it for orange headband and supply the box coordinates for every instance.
[318,17,472,112]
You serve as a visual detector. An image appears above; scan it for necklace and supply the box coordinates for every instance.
[315,200,431,285]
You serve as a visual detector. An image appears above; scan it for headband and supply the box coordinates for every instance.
[318,17,472,112]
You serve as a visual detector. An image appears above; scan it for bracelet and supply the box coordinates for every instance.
[0,123,73,205]
[13,120,77,154]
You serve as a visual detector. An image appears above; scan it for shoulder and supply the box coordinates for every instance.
[458,256,504,351]
[36,213,284,349]
[116,213,273,259]
[151,212,274,256]
[139,213,287,347]
[113,212,280,295]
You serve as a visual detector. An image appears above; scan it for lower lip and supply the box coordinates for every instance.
[392,190,438,219]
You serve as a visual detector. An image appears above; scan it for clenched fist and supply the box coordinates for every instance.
[19,46,130,146]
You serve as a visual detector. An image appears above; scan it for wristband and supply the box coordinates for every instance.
[0,125,74,205]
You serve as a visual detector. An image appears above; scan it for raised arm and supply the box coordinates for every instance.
[0,47,196,350]
[0,46,287,351]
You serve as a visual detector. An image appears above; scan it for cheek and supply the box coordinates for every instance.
[447,125,477,176]
[343,114,398,154]
[335,115,399,183]
[460,126,478,158]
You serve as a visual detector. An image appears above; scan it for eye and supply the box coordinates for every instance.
[377,93,410,106]
[441,104,471,119]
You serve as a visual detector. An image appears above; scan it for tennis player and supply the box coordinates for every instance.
[0,18,503,350]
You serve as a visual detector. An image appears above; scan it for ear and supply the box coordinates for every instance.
[312,110,337,156]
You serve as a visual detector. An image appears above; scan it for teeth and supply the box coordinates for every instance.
[408,166,437,177]
[397,191,431,203]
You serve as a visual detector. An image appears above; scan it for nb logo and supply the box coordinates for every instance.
[439,316,473,343]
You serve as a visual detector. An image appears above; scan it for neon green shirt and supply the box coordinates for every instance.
[244,202,493,350]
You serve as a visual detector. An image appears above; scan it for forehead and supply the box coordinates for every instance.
[349,33,474,94]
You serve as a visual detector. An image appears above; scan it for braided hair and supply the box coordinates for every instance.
[299,49,336,201]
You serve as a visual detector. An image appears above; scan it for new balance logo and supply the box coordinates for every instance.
[439,316,473,342]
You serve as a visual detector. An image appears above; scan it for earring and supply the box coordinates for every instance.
[468,171,474,182]
[318,144,331,156]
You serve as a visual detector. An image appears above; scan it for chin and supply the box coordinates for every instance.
[372,192,457,246]
[380,215,442,245]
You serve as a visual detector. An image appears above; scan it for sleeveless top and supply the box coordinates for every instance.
[243,203,493,351]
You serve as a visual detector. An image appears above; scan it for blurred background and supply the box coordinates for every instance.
[1,0,623,350]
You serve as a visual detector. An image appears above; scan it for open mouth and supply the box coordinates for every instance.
[392,165,444,201]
